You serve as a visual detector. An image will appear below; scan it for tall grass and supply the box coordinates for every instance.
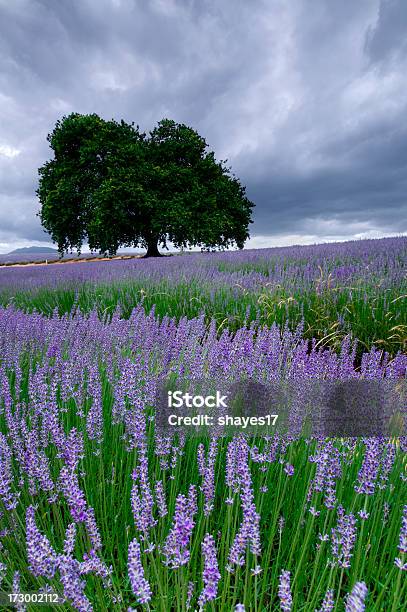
[0,278,405,358]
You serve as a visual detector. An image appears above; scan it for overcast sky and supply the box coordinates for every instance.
[0,0,406,253]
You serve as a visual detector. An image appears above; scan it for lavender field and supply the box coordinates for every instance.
[0,237,406,611]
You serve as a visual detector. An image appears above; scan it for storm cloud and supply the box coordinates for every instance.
[0,0,406,252]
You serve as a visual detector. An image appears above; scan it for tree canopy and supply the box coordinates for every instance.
[37,113,254,256]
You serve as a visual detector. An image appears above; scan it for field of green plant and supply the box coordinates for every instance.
[0,237,405,611]
[1,238,406,358]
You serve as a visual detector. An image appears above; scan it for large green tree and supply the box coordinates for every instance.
[37,113,254,257]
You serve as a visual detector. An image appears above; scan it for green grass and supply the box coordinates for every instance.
[1,278,405,359]
[0,348,405,610]
[0,245,405,610]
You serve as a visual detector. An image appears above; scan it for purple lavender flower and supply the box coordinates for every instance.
[130,447,157,538]
[162,490,196,568]
[378,442,396,489]
[278,516,285,534]
[63,523,77,556]
[308,440,342,509]
[197,443,205,477]
[354,438,381,495]
[86,368,103,444]
[0,560,6,586]
[198,534,221,608]
[186,581,195,610]
[186,484,198,517]
[226,438,240,493]
[199,440,218,516]
[84,507,102,551]
[397,505,407,554]
[278,570,292,611]
[394,557,407,571]
[21,428,55,496]
[0,433,19,510]
[395,504,407,570]
[131,479,157,538]
[12,571,26,612]
[59,466,88,522]
[154,433,172,471]
[57,555,92,612]
[228,438,261,568]
[228,526,249,568]
[79,549,111,579]
[128,538,152,604]
[26,506,57,579]
[155,479,168,517]
[330,506,357,569]
[317,588,334,611]
[345,581,368,611]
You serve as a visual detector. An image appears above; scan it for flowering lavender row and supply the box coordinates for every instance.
[0,236,405,292]
[0,302,405,610]
[1,236,405,362]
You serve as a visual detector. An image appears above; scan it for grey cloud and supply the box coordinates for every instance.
[365,0,407,63]
[0,0,406,252]
[246,117,407,235]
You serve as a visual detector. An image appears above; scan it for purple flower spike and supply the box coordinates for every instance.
[198,534,221,608]
[345,581,368,612]
[163,490,196,568]
[278,569,292,611]
[63,523,77,556]
[128,538,152,605]
[0,560,6,586]
[0,434,20,510]
[155,480,168,517]
[228,438,261,568]
[59,466,88,522]
[58,555,93,612]
[26,506,57,579]
[12,572,26,612]
[186,581,195,610]
[330,506,357,569]
[397,505,407,554]
[395,504,407,570]
[84,507,102,551]
[317,588,334,611]
[354,438,381,495]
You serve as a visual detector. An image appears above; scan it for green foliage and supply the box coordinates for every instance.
[1,358,405,610]
[37,115,254,256]
[1,278,405,361]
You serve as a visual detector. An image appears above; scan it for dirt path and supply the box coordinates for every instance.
[0,254,143,269]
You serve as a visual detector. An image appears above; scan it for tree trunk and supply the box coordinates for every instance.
[144,237,163,258]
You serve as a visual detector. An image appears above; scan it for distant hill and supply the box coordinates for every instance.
[8,246,58,254]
